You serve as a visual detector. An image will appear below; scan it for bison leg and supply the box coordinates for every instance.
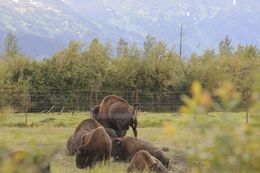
[104,149,111,163]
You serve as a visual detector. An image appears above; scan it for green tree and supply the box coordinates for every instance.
[186,49,225,90]
[116,38,129,58]
[143,39,185,91]
[218,36,233,56]
[144,34,157,57]
[82,38,110,90]
[233,45,260,106]
[3,33,20,58]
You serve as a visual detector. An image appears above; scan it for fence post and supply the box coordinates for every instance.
[89,90,93,110]
[95,91,98,105]
[135,89,139,104]
[24,89,29,127]
[246,110,249,124]
[76,90,79,111]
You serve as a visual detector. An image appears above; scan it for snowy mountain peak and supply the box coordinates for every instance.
[0,0,259,58]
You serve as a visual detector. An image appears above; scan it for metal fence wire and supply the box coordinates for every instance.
[0,90,188,113]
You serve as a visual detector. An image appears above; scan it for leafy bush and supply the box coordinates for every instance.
[176,78,260,173]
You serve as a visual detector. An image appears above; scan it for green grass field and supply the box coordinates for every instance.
[0,111,256,173]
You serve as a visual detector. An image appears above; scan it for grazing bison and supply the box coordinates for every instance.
[90,95,138,137]
[76,126,112,169]
[66,118,101,155]
[112,136,169,168]
[127,150,169,173]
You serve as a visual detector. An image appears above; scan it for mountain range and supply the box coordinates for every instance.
[0,0,259,58]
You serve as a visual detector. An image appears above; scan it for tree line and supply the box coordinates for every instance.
[0,33,259,111]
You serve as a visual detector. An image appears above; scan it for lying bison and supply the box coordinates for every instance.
[90,95,138,137]
[112,136,169,168]
[76,126,112,169]
[127,150,169,173]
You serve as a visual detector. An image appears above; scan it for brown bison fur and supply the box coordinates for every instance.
[74,118,102,133]
[105,128,118,138]
[66,134,75,155]
[66,118,101,155]
[127,150,169,173]
[90,95,138,137]
[76,126,112,169]
[112,136,169,168]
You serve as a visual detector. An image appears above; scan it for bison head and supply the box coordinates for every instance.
[150,159,169,173]
[111,138,124,161]
[113,122,129,137]
[109,106,138,138]
[90,105,100,119]
[76,127,112,169]
[134,103,142,112]
[154,150,170,168]
[75,133,97,169]
[76,145,95,169]
[105,128,118,138]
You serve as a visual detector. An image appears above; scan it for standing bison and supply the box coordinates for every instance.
[91,95,138,137]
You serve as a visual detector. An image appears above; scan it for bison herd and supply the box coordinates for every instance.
[66,95,170,173]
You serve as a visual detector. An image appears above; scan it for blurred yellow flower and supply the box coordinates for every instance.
[163,122,177,136]
[189,167,200,173]
[180,81,213,114]
[213,81,241,111]
[1,160,15,173]
[200,90,212,108]
[12,151,30,163]
[192,81,202,96]
[0,107,12,122]
[180,106,189,113]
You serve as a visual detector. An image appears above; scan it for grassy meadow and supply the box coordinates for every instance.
[0,111,258,173]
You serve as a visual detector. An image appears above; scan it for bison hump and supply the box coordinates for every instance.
[99,95,130,115]
[74,119,101,134]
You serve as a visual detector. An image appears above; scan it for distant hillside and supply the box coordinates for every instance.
[0,0,259,58]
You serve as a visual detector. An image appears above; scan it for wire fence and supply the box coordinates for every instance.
[0,90,189,113]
